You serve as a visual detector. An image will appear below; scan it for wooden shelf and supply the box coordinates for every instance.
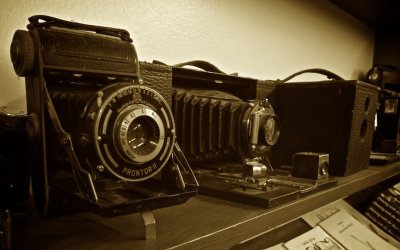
[13,162,400,249]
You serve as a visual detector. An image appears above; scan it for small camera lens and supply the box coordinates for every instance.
[368,67,381,82]
[263,116,280,146]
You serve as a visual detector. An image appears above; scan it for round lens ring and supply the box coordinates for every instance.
[93,84,176,182]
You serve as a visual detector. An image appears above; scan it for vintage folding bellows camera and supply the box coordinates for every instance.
[366,65,400,160]
[9,15,198,217]
[171,61,279,169]
[143,61,337,207]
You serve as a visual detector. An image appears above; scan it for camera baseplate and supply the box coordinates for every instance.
[195,164,337,208]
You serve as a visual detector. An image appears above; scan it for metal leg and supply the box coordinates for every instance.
[140,211,156,240]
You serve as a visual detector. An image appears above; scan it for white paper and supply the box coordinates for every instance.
[319,209,397,250]
[284,226,344,250]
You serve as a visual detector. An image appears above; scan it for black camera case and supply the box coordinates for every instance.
[269,74,379,176]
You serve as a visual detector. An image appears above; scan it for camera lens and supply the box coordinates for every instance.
[239,99,280,158]
[92,84,175,181]
[127,116,160,156]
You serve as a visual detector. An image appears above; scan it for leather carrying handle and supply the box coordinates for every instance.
[154,60,343,82]
[171,62,343,82]
[28,15,132,42]
[172,60,227,74]
[279,68,344,83]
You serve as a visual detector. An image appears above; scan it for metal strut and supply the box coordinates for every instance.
[43,81,98,202]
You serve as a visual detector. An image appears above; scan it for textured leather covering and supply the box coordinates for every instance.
[139,61,173,107]
[39,29,138,76]
[256,80,277,104]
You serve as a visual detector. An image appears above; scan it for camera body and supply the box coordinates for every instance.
[10,15,197,216]
[271,80,379,176]
[367,65,400,154]
[169,61,280,181]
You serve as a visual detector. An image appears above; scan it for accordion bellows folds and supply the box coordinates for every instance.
[140,60,276,164]
[172,88,247,163]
